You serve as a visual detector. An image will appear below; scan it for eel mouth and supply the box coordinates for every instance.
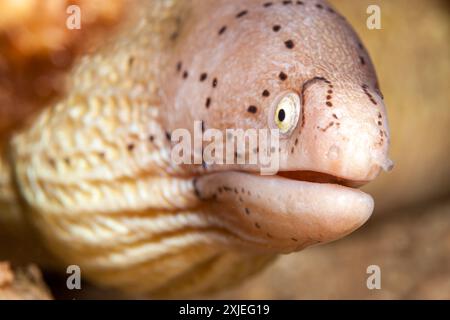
[277,170,370,188]
[196,170,375,252]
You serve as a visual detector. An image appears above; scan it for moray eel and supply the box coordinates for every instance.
[0,0,392,297]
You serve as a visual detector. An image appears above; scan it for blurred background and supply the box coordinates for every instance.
[0,0,449,299]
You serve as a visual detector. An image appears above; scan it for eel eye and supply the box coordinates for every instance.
[273,92,301,135]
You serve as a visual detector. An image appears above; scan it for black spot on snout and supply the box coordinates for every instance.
[218,26,227,35]
[279,72,288,81]
[285,40,295,49]
[236,10,248,18]
[247,106,258,114]
[176,62,182,72]
[360,56,366,65]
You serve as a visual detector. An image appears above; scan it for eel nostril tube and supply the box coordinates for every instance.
[382,158,394,172]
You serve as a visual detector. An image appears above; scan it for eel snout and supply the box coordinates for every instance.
[195,171,373,253]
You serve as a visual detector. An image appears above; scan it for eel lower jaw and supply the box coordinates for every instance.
[196,171,374,253]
